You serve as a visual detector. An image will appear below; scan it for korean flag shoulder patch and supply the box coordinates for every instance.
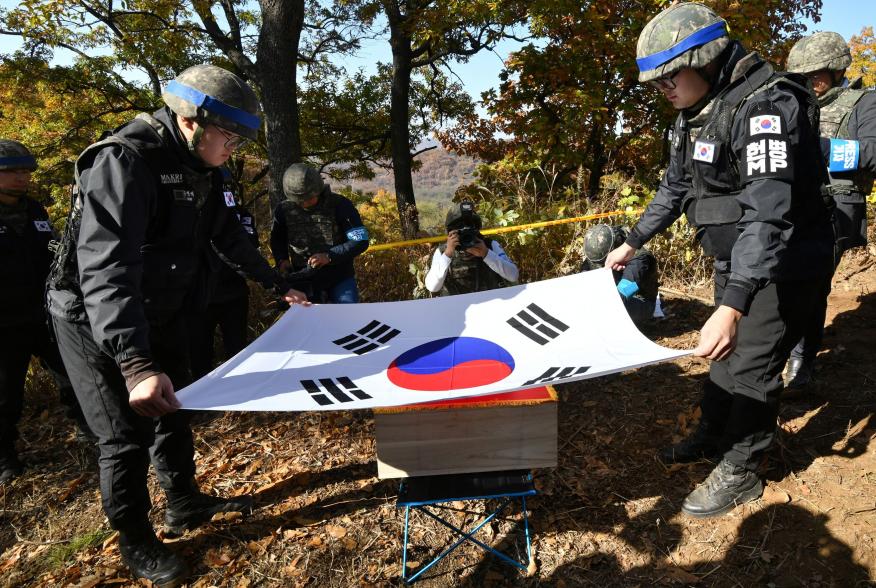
[741,103,793,183]
[693,140,716,163]
[224,190,236,207]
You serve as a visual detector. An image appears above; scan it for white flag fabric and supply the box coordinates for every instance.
[177,268,689,411]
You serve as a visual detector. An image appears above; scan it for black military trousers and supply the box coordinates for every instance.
[52,314,196,532]
[700,271,822,470]
[623,295,656,327]
[791,200,865,364]
[0,321,82,467]
[188,294,249,381]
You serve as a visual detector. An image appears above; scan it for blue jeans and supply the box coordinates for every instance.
[327,276,359,304]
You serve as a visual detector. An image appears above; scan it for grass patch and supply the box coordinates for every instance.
[43,529,113,570]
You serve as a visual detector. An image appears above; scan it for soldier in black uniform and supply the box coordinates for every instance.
[270,163,370,304]
[606,3,833,517]
[784,31,876,387]
[0,140,90,484]
[46,65,308,586]
[580,224,659,326]
[188,168,259,380]
[424,200,519,296]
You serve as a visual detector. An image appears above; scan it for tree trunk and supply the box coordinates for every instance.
[257,0,305,211]
[386,7,420,238]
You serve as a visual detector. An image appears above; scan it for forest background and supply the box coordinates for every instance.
[1,0,874,300]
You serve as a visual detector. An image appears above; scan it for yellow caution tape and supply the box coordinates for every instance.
[365,208,644,252]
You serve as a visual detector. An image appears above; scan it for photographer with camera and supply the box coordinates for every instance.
[425,201,519,296]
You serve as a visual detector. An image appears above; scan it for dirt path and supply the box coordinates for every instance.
[1,254,874,587]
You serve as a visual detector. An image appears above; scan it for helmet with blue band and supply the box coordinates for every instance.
[636,2,729,83]
[0,140,37,171]
[162,65,262,141]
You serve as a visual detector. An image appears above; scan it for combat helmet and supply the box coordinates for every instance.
[583,224,627,265]
[162,64,262,141]
[282,163,325,203]
[445,200,482,231]
[636,2,730,83]
[787,32,851,75]
[0,140,37,171]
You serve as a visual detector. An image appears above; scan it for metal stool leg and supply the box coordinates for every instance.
[402,506,411,581]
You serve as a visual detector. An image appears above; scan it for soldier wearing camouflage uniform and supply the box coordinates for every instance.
[0,140,91,485]
[270,163,369,303]
[46,65,308,586]
[424,201,519,296]
[784,32,876,388]
[605,3,833,517]
[580,224,659,326]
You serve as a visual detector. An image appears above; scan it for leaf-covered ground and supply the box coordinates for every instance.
[2,250,874,587]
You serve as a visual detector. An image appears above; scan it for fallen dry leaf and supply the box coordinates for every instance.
[761,486,791,505]
[326,524,348,539]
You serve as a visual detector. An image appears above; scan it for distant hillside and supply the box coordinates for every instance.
[340,148,479,204]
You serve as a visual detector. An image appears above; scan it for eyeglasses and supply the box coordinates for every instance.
[213,126,249,150]
[648,70,681,91]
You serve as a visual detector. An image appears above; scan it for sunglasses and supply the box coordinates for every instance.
[213,126,250,150]
[648,70,681,91]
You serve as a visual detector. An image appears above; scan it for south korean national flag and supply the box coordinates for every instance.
[224,191,236,207]
[749,114,782,135]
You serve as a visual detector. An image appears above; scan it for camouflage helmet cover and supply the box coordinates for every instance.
[786,32,851,75]
[583,224,627,265]
[636,2,730,83]
[0,139,37,171]
[282,163,325,202]
[162,64,262,140]
[445,200,482,230]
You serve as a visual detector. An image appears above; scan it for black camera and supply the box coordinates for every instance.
[456,226,479,249]
[454,201,480,249]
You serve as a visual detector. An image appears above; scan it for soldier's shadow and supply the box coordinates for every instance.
[541,502,871,586]
[772,290,876,480]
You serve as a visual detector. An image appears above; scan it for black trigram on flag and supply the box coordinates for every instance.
[333,320,400,355]
[523,366,590,386]
[301,377,372,407]
[507,303,569,345]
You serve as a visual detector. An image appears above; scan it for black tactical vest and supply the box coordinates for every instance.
[0,198,55,326]
[278,188,345,269]
[436,237,506,296]
[677,57,826,261]
[49,112,221,323]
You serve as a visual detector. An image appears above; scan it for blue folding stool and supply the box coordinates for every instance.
[397,469,537,584]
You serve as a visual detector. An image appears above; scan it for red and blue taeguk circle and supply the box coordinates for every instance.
[387,337,515,391]
[760,118,773,129]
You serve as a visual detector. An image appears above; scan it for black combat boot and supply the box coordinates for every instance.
[657,420,722,464]
[119,528,189,587]
[681,459,763,518]
[164,490,253,537]
[784,357,813,389]
[0,456,23,485]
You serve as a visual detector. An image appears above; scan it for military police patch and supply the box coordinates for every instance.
[742,104,793,183]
